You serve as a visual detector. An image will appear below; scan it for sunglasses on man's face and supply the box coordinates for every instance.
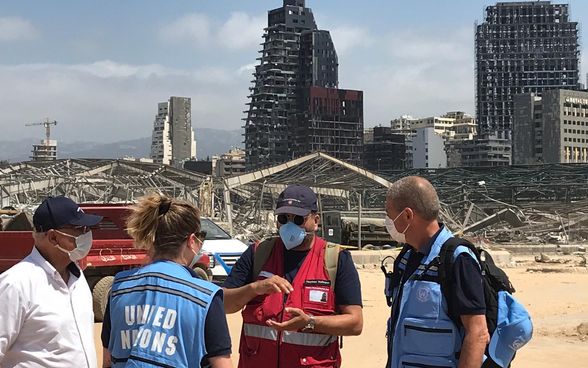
[58,225,90,234]
[277,214,306,226]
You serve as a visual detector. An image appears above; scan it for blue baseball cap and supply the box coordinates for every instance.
[33,196,103,232]
[275,185,318,216]
[487,291,533,367]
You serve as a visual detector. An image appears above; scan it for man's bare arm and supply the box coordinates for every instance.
[458,314,489,368]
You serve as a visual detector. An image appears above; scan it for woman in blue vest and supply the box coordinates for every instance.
[101,193,232,368]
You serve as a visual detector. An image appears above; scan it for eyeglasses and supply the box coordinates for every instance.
[194,231,207,242]
[59,225,90,234]
[184,231,207,242]
[277,214,306,226]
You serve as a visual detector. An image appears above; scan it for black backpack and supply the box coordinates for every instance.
[438,237,514,337]
[438,237,532,368]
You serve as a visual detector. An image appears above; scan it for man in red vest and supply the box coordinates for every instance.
[223,185,363,368]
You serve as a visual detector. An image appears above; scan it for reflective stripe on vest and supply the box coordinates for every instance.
[282,331,337,347]
[242,324,336,347]
[243,323,278,341]
[239,237,341,368]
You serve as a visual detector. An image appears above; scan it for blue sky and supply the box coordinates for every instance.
[0,0,586,142]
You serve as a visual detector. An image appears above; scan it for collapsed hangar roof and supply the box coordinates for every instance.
[0,152,389,207]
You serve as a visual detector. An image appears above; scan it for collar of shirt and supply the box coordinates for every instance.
[409,223,445,257]
[30,246,81,285]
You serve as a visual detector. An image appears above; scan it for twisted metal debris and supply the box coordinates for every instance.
[2,155,588,245]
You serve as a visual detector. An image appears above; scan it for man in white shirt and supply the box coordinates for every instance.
[0,196,102,368]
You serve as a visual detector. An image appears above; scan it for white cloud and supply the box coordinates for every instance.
[218,12,266,51]
[0,17,39,42]
[329,26,371,55]
[70,60,185,79]
[339,27,475,125]
[0,61,250,143]
[159,13,212,47]
[237,63,256,75]
[383,28,472,62]
[159,12,265,52]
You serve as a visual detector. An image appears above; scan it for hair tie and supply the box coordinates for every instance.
[158,200,172,216]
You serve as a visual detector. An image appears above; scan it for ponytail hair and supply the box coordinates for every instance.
[126,193,201,258]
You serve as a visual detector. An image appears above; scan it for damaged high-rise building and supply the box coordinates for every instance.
[475,1,580,137]
[244,0,363,169]
[150,96,196,167]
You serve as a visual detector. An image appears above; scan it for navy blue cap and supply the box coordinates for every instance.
[275,185,318,216]
[33,196,103,232]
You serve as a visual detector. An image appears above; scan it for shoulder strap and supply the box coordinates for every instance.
[253,238,341,287]
[394,244,412,272]
[325,242,341,289]
[253,237,278,279]
[438,236,480,326]
[439,237,479,273]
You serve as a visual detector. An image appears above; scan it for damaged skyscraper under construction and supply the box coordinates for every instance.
[244,0,363,169]
[475,1,580,137]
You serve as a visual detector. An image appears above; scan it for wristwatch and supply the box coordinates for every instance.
[302,315,316,332]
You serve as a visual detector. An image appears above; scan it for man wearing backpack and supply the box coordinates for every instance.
[223,185,363,368]
[384,176,490,368]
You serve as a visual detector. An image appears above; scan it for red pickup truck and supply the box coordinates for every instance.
[0,204,211,322]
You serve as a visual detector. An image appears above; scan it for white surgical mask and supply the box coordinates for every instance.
[189,249,203,268]
[54,230,93,261]
[188,236,203,268]
[385,210,410,244]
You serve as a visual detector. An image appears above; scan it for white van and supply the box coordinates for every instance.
[200,218,248,282]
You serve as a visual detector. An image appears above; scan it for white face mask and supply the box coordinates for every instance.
[189,248,203,268]
[385,210,410,244]
[54,230,93,262]
[188,237,203,268]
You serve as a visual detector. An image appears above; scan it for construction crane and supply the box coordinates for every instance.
[25,118,57,141]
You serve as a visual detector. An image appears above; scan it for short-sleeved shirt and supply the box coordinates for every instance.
[223,237,363,307]
[392,227,486,326]
[0,247,97,368]
[101,269,231,366]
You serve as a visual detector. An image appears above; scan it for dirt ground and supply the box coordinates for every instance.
[94,260,588,367]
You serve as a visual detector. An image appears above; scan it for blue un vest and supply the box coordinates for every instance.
[108,260,219,368]
[387,226,478,368]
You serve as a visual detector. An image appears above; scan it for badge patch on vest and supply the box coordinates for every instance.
[417,286,430,302]
[308,289,329,303]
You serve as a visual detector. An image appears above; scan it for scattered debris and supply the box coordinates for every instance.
[462,208,525,234]
[534,253,571,264]
[578,323,588,336]
[527,268,568,273]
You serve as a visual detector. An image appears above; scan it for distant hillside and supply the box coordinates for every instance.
[0,128,243,163]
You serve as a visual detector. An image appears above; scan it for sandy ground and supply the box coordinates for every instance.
[93,262,588,367]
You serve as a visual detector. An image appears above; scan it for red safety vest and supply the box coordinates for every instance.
[239,236,341,368]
